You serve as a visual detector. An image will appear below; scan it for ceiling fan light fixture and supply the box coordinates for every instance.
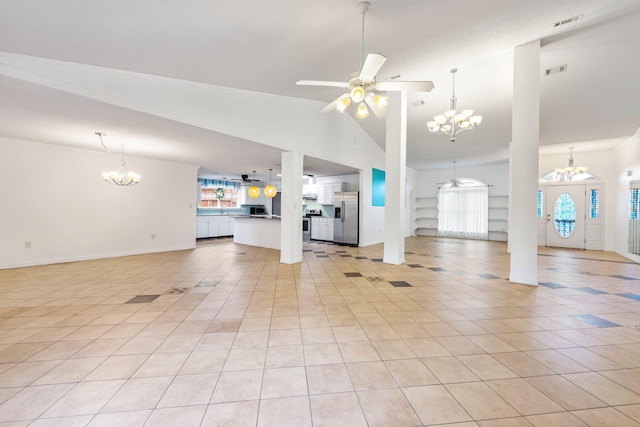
[350,86,365,103]
[336,97,351,113]
[373,94,388,108]
[356,102,369,119]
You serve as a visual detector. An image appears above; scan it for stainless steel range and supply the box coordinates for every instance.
[303,209,321,241]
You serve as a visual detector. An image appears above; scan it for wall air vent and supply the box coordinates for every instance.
[553,14,583,27]
[545,64,568,76]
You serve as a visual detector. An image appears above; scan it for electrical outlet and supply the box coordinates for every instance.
[25,241,32,248]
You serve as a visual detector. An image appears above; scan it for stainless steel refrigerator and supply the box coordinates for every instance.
[333,191,359,245]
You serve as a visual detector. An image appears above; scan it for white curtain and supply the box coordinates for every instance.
[437,186,489,239]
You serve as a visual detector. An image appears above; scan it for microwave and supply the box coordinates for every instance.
[250,206,265,215]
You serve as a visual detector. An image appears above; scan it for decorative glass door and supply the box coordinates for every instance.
[545,185,585,249]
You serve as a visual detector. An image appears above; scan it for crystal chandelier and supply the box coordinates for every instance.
[555,146,587,181]
[427,69,482,142]
[96,132,140,186]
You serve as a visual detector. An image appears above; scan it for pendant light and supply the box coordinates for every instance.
[248,170,260,198]
[96,132,141,186]
[555,147,588,181]
[427,69,482,142]
[264,168,277,198]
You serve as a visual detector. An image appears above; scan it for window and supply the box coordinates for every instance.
[554,192,576,238]
[537,190,543,219]
[590,189,599,219]
[630,187,640,220]
[437,180,488,240]
[629,180,640,254]
[198,179,240,209]
[538,171,595,182]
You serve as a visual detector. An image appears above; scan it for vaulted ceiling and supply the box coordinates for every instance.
[1,0,639,181]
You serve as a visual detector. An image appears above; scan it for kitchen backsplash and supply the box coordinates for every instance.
[303,199,334,217]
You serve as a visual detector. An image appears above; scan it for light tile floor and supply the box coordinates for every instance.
[1,237,640,426]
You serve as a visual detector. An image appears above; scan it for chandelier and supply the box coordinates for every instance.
[427,68,482,142]
[555,146,587,181]
[96,132,140,186]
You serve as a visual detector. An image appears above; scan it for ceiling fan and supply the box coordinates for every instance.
[437,161,462,187]
[230,171,261,183]
[296,1,434,119]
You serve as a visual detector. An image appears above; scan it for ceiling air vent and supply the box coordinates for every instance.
[545,64,568,76]
[553,14,583,27]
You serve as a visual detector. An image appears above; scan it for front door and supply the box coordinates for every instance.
[545,185,585,249]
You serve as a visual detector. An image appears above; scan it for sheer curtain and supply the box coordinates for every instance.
[437,186,489,239]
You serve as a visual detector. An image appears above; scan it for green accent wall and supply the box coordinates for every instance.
[372,168,385,207]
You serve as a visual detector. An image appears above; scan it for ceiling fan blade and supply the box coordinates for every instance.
[297,80,349,88]
[359,53,387,81]
[376,80,435,92]
[364,96,386,119]
[319,93,350,114]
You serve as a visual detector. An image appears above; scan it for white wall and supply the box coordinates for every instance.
[0,137,198,269]
[414,163,510,196]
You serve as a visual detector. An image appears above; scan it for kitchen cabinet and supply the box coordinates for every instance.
[197,215,235,238]
[317,183,344,205]
[197,216,219,238]
[219,216,235,236]
[311,217,334,241]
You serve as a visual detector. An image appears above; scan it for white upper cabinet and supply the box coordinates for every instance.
[317,183,344,205]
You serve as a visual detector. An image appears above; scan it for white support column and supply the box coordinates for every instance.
[280,151,303,264]
[509,40,540,286]
[383,91,408,265]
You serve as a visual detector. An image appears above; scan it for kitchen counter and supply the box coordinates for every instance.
[233,216,281,250]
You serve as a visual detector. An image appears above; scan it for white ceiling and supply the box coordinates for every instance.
[1,0,639,182]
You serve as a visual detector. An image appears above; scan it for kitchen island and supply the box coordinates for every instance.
[233,216,281,250]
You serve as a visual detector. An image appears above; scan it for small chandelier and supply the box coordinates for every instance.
[427,68,482,142]
[264,168,277,198]
[555,146,587,181]
[96,132,140,186]
[248,170,260,198]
